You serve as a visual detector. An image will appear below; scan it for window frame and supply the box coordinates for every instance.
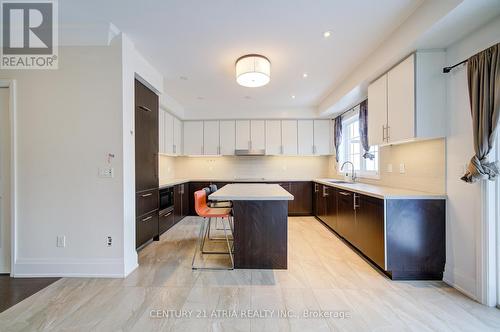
[337,108,380,179]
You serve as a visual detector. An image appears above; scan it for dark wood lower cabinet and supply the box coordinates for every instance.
[173,183,188,224]
[355,194,385,269]
[289,181,313,215]
[313,181,446,280]
[158,208,174,235]
[336,190,355,241]
[136,210,158,249]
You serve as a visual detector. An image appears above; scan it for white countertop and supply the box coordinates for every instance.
[314,178,447,200]
[159,178,446,200]
[209,183,294,201]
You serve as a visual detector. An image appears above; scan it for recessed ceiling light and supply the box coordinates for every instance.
[180,76,188,80]
[302,73,308,78]
[291,95,296,99]
[323,30,332,38]
[244,96,252,100]
[197,96,204,100]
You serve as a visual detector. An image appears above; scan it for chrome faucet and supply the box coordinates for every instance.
[341,161,357,182]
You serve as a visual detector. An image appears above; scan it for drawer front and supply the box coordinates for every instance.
[159,209,174,235]
[136,210,158,249]
[136,189,159,217]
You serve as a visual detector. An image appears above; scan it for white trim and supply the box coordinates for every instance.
[443,268,478,301]
[13,258,126,278]
[0,80,16,277]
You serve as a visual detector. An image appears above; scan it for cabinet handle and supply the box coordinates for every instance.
[173,144,176,154]
[314,183,318,192]
[248,141,252,149]
[382,125,386,142]
[322,186,328,197]
[339,191,350,196]
[386,126,390,141]
[142,216,153,222]
[141,193,153,198]
[313,145,317,154]
[161,212,172,218]
[138,105,152,112]
[353,193,360,210]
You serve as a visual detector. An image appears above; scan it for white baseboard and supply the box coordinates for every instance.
[443,267,478,301]
[13,258,126,278]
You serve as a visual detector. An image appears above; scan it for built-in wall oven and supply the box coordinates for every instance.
[159,187,174,235]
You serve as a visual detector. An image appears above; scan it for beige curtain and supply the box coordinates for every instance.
[461,43,500,183]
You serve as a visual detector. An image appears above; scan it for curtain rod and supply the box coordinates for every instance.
[334,99,367,120]
[443,59,467,73]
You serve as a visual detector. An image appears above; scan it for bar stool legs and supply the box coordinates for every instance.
[192,216,234,270]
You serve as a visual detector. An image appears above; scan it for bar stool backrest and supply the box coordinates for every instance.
[194,190,210,216]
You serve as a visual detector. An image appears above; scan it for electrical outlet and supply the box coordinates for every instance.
[98,167,114,178]
[386,164,393,173]
[107,236,112,247]
[399,163,406,174]
[57,235,66,248]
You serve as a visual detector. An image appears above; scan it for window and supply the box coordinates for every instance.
[338,107,379,178]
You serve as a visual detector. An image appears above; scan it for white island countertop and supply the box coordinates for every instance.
[209,183,294,201]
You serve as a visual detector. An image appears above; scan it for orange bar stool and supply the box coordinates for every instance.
[191,189,234,270]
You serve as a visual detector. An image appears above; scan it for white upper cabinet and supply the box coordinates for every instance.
[183,121,204,155]
[173,117,182,155]
[298,120,314,155]
[235,120,250,150]
[387,54,415,143]
[203,121,220,155]
[265,120,282,155]
[250,120,265,150]
[368,74,388,146]
[164,112,174,155]
[282,120,298,155]
[219,120,235,155]
[313,120,331,155]
[367,52,445,146]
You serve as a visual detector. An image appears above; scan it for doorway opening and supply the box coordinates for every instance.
[0,86,11,274]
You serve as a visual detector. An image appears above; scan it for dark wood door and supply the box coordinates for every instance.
[316,184,328,222]
[136,210,158,249]
[324,186,337,231]
[134,79,158,192]
[313,182,321,217]
[288,182,313,216]
[158,209,174,235]
[355,194,385,268]
[173,184,182,224]
[337,190,355,242]
[181,183,189,218]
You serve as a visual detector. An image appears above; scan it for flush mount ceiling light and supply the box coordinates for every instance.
[235,54,271,88]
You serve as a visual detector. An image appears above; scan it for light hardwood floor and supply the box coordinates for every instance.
[1,217,499,331]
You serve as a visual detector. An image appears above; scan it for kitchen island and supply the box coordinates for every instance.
[209,183,294,269]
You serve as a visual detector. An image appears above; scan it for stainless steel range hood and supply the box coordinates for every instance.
[234,149,266,156]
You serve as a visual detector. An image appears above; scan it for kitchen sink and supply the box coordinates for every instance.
[327,180,351,184]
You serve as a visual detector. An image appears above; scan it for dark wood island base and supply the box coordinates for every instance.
[232,200,288,269]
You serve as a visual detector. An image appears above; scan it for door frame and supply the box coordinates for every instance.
[0,79,17,276]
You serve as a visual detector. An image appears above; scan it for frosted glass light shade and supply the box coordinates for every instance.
[235,54,271,87]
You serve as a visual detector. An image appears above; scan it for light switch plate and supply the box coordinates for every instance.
[399,163,406,174]
[386,164,393,173]
[57,235,66,248]
[99,167,114,178]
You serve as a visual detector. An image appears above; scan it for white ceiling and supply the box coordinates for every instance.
[60,0,425,118]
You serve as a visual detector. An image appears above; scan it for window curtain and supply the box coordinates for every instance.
[333,116,342,162]
[461,43,500,183]
[358,99,374,160]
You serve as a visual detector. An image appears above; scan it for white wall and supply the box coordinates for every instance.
[0,43,125,276]
[443,16,500,300]
[0,33,165,277]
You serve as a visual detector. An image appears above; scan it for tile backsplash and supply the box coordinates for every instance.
[329,138,446,194]
[160,138,446,194]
